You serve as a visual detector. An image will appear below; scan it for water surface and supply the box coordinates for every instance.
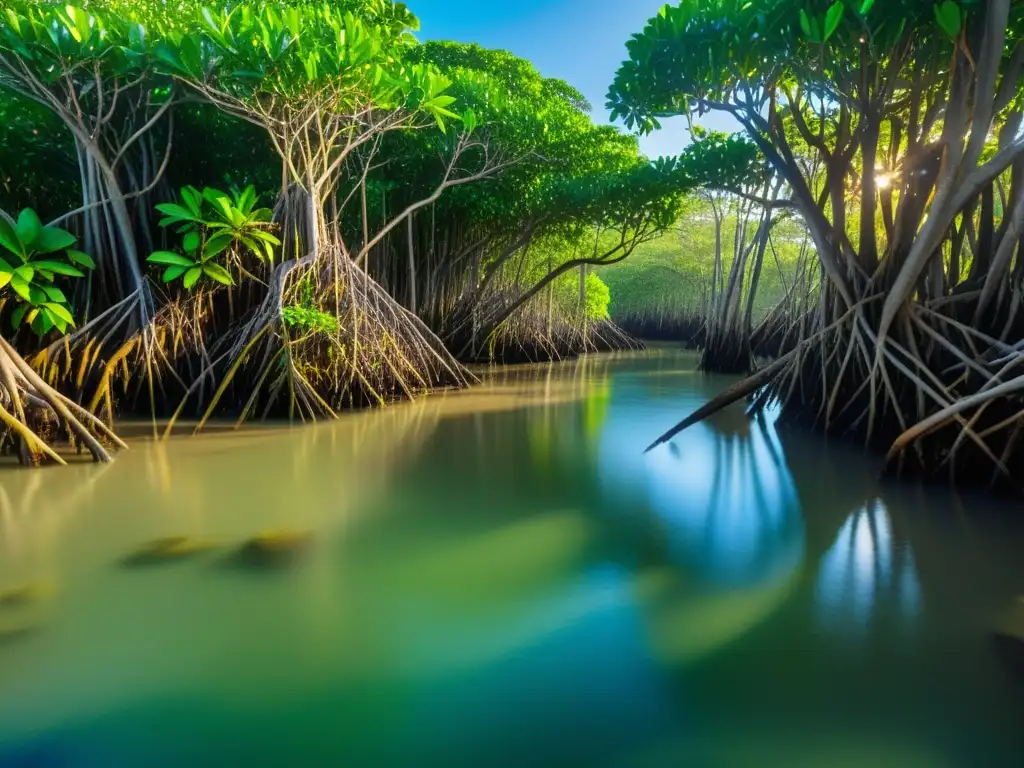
[1,348,1023,767]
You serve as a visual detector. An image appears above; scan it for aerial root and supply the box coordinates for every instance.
[166,246,474,433]
[647,297,1024,489]
[0,336,120,465]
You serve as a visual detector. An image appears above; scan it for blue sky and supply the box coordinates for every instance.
[409,0,738,159]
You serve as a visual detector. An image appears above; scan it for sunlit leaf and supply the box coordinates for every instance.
[147,251,196,267]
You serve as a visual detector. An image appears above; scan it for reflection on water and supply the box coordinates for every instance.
[816,499,923,638]
[0,348,1023,766]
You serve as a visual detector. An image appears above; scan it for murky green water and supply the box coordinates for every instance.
[1,348,1023,767]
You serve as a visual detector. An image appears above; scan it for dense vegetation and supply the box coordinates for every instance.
[610,0,1024,489]
[4,0,1024,497]
[0,0,686,463]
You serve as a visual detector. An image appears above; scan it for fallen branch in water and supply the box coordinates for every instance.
[644,351,794,452]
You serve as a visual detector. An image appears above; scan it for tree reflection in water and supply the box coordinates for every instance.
[815,498,923,639]
[594,362,806,664]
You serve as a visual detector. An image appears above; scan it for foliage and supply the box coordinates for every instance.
[146,185,279,289]
[0,209,94,335]
[282,304,340,335]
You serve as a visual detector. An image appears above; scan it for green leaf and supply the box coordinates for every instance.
[27,261,84,277]
[66,249,96,269]
[162,265,190,283]
[934,1,962,39]
[859,0,876,14]
[42,284,67,302]
[155,202,202,223]
[248,230,281,246]
[183,266,203,289]
[237,185,256,214]
[10,277,32,303]
[34,226,77,254]
[179,34,203,77]
[823,2,845,41]
[183,230,201,254]
[16,209,42,247]
[45,307,68,335]
[203,263,234,285]
[0,271,10,291]
[71,6,92,45]
[0,217,24,257]
[203,233,234,260]
[43,302,75,326]
[180,186,204,216]
[11,304,28,330]
[146,251,196,267]
[799,8,813,38]
[31,308,51,337]
[13,264,33,283]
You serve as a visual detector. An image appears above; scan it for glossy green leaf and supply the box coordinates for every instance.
[28,261,84,277]
[147,251,196,267]
[16,208,42,247]
[34,226,77,254]
[162,264,190,282]
[11,304,28,330]
[934,1,962,38]
[823,2,845,41]
[45,307,68,335]
[203,262,234,285]
[43,301,75,326]
[41,284,66,303]
[0,217,23,258]
[798,9,812,38]
[30,308,51,336]
[183,266,203,289]
[155,202,202,223]
[66,250,96,269]
[10,276,32,303]
[183,230,201,254]
[203,233,234,260]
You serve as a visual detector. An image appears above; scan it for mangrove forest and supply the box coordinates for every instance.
[0,0,1022,496]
